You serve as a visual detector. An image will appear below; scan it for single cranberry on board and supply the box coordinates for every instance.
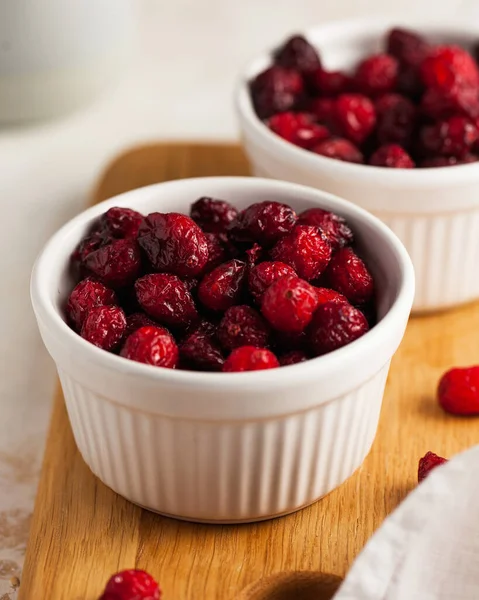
[250,65,304,119]
[222,346,280,372]
[273,34,321,73]
[418,451,448,483]
[326,247,374,305]
[312,138,364,164]
[100,207,143,239]
[84,238,142,289]
[180,332,224,371]
[81,305,126,352]
[66,277,117,330]
[228,201,297,246]
[190,197,238,234]
[198,259,247,312]
[120,325,178,369]
[437,366,479,415]
[297,208,354,250]
[99,568,161,600]
[217,305,270,350]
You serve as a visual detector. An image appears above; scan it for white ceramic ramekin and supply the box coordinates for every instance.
[31,177,414,523]
[236,19,479,313]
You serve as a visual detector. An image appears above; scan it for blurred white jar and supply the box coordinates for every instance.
[0,0,133,122]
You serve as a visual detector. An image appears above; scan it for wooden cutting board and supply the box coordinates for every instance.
[20,143,479,600]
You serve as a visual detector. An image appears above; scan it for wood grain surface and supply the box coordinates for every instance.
[20,143,479,600]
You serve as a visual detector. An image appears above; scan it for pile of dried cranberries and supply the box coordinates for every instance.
[250,27,479,168]
[66,200,375,372]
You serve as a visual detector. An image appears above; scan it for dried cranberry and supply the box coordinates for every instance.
[421,86,479,120]
[270,225,332,281]
[326,247,374,305]
[312,138,364,164]
[308,301,369,356]
[80,305,126,351]
[135,273,198,328]
[261,275,318,333]
[315,287,348,305]
[297,208,353,250]
[120,326,178,369]
[66,277,117,330]
[180,332,224,371]
[222,346,279,372]
[369,144,415,168]
[375,93,416,147]
[421,45,479,92]
[72,229,110,266]
[387,28,429,66]
[420,116,478,157]
[198,259,246,311]
[137,212,208,278]
[273,35,321,73]
[217,305,270,350]
[279,350,308,366]
[309,98,337,130]
[204,232,229,272]
[248,261,297,302]
[308,68,351,96]
[334,94,376,145]
[100,207,143,239]
[124,312,157,339]
[100,569,161,600]
[437,366,479,415]
[84,238,141,289]
[268,112,330,149]
[190,197,238,233]
[250,65,304,119]
[418,451,448,483]
[354,53,399,97]
[228,201,297,246]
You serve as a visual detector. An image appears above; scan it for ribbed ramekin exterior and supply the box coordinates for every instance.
[57,364,389,523]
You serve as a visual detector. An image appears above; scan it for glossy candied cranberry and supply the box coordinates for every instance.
[135,273,198,327]
[261,275,318,333]
[420,154,478,167]
[101,569,161,600]
[248,261,297,302]
[80,305,126,351]
[204,232,229,272]
[437,366,479,415]
[190,197,238,233]
[100,207,143,239]
[334,94,376,145]
[222,346,279,372]
[198,259,246,311]
[308,68,351,97]
[315,287,348,305]
[297,208,353,250]
[66,277,117,330]
[312,138,364,164]
[308,301,369,356]
[84,238,141,289]
[421,86,479,120]
[137,212,208,278]
[217,305,270,350]
[270,225,332,281]
[279,350,308,366]
[273,35,321,73]
[326,247,374,305]
[354,53,399,97]
[268,112,330,149]
[309,98,337,130]
[124,312,157,339]
[386,28,429,65]
[180,332,224,371]
[250,65,304,119]
[420,116,478,157]
[375,93,416,147]
[369,144,415,168]
[120,325,178,369]
[421,45,479,91]
[418,451,448,483]
[229,201,297,246]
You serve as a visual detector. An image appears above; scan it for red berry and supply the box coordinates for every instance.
[326,247,374,305]
[375,93,416,147]
[418,451,448,483]
[334,94,376,145]
[180,332,224,371]
[268,112,330,149]
[84,239,142,289]
[309,98,337,130]
[135,273,198,328]
[121,325,178,369]
[72,229,111,266]
[420,116,478,157]
[279,350,308,366]
[312,138,364,164]
[137,212,208,278]
[198,259,246,311]
[81,305,126,351]
[308,68,351,97]
[66,277,117,330]
[386,28,429,66]
[229,201,297,246]
[297,208,354,250]
[308,301,369,356]
[250,66,304,119]
[100,207,143,239]
[270,225,332,281]
[261,275,319,333]
[354,53,399,97]
[420,154,478,167]
[315,287,348,305]
[273,35,321,73]
[222,346,279,372]
[124,312,157,339]
[437,366,479,415]
[369,144,415,168]
[190,197,238,234]
[248,261,297,302]
[421,45,479,92]
[217,305,270,350]
[421,86,479,120]
[101,569,161,600]
[204,232,229,272]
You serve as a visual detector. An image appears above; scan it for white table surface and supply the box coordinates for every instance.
[0,0,475,596]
